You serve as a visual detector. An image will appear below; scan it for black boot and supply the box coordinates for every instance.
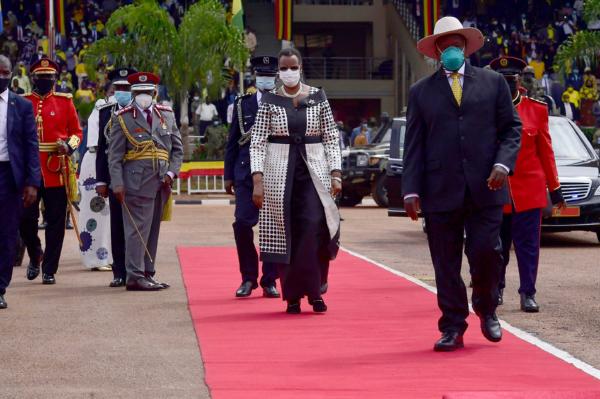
[520,293,540,312]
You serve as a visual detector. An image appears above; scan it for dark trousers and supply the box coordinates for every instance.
[0,163,21,295]
[499,208,542,296]
[20,184,67,275]
[425,201,503,334]
[109,189,126,280]
[233,179,277,286]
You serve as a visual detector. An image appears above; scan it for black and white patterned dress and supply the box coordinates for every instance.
[250,87,341,301]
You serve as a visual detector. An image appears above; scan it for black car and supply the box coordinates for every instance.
[387,116,600,242]
[340,118,405,207]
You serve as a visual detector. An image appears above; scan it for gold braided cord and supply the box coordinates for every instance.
[123,149,169,162]
[117,114,167,169]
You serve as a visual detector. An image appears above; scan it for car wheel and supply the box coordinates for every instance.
[340,192,363,207]
[371,174,389,208]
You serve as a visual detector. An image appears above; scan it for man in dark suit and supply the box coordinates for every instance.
[224,56,279,298]
[402,17,521,351]
[0,55,41,309]
[95,67,137,287]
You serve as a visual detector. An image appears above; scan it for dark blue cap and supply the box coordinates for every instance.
[250,56,278,76]
[108,68,138,84]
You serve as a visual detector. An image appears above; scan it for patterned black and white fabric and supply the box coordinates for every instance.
[250,87,342,263]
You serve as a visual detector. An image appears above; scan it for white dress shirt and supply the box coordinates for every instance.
[0,89,10,162]
[403,63,509,201]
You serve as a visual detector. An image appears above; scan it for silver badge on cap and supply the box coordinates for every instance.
[120,70,127,77]
[140,75,148,82]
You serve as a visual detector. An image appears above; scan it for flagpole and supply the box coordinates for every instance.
[48,0,55,59]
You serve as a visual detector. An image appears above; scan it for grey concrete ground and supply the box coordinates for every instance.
[1,201,598,398]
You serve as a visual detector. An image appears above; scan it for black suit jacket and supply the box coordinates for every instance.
[7,91,41,190]
[224,93,259,182]
[402,64,522,213]
[96,103,118,185]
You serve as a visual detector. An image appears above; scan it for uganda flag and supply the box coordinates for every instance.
[275,0,292,41]
[232,0,244,31]
[422,0,441,37]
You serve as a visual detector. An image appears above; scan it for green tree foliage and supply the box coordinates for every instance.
[555,0,600,75]
[84,0,248,159]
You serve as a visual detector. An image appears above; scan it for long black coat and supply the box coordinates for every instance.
[402,63,522,213]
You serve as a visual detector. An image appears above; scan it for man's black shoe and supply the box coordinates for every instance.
[310,299,327,313]
[42,274,56,285]
[26,261,40,281]
[480,313,502,342]
[235,281,257,297]
[0,295,7,309]
[146,275,170,289]
[126,278,161,291]
[109,278,126,288]
[434,331,464,352]
[520,293,540,313]
[262,285,280,298]
[498,288,504,306]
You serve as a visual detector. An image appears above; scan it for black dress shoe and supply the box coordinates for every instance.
[286,300,301,314]
[520,293,540,313]
[262,285,280,298]
[27,261,40,280]
[498,288,504,306]
[310,299,327,313]
[42,274,56,285]
[146,275,170,289]
[109,278,126,288]
[126,278,162,291]
[235,281,257,297]
[434,331,464,352]
[0,295,7,309]
[479,313,502,342]
[320,282,328,295]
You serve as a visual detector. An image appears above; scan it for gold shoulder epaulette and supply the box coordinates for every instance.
[155,104,173,112]
[116,105,134,115]
[54,92,73,99]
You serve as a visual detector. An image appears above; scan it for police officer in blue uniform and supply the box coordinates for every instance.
[225,56,279,298]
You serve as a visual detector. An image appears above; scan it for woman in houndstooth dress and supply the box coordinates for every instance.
[250,48,342,314]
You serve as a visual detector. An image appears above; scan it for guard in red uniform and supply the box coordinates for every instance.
[490,56,566,312]
[20,58,82,285]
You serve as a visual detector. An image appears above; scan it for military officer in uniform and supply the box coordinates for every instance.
[224,56,279,298]
[95,67,137,287]
[490,56,566,312]
[108,72,183,291]
[21,57,82,285]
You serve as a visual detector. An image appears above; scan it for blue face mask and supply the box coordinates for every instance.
[114,91,131,107]
[255,76,276,91]
[440,46,465,71]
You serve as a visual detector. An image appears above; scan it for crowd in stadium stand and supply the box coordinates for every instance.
[1,0,599,129]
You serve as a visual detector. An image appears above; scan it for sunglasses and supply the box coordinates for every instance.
[279,66,300,72]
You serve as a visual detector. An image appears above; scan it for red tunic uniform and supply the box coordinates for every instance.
[24,91,82,188]
[506,93,560,213]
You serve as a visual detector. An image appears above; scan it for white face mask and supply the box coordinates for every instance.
[279,69,301,87]
[135,93,153,110]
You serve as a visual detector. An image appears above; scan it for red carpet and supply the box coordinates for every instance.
[177,247,600,399]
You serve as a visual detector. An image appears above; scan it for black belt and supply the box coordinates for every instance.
[268,135,322,144]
